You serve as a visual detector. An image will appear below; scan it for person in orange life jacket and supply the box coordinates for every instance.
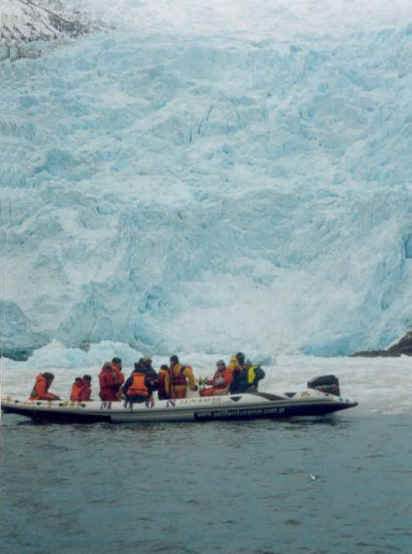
[111,357,125,398]
[70,377,84,401]
[29,372,60,401]
[158,364,171,400]
[200,360,233,397]
[99,362,119,401]
[123,360,156,404]
[80,375,92,401]
[169,355,197,399]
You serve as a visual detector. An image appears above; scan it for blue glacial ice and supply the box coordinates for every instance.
[2,2,412,361]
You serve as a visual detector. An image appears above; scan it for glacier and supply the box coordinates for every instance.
[2,1,412,363]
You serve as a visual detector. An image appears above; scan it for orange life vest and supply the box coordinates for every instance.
[30,374,46,399]
[223,367,234,386]
[70,381,83,401]
[127,372,149,397]
[158,369,170,398]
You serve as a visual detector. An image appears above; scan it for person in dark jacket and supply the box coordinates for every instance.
[229,353,265,394]
[123,358,159,405]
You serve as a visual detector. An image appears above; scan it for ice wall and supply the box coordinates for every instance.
[2,2,412,359]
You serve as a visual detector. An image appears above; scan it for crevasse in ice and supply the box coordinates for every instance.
[1,1,412,359]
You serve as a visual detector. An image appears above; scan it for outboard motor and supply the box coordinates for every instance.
[307,375,340,396]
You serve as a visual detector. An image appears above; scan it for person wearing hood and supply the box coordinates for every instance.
[123,359,158,404]
[99,361,119,401]
[29,372,60,401]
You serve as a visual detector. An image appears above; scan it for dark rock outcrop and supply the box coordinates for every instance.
[352,331,412,357]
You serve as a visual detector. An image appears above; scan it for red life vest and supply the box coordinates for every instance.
[127,372,149,397]
[80,383,91,401]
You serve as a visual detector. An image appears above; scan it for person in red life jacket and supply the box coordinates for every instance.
[169,355,198,399]
[29,372,60,401]
[123,361,154,404]
[111,357,125,398]
[200,360,233,397]
[200,360,234,397]
[80,374,92,401]
[99,361,119,401]
[70,377,84,401]
[158,364,171,400]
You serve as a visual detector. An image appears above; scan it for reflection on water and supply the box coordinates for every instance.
[1,413,412,554]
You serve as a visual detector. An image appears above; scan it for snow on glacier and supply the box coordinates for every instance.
[2,1,412,362]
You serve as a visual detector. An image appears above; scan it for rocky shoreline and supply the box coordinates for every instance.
[352,332,412,357]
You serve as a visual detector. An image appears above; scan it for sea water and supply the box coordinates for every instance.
[1,413,411,554]
[1,356,412,553]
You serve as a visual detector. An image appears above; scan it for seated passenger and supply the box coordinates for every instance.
[141,357,159,391]
[70,377,84,401]
[200,360,233,397]
[80,374,92,401]
[99,361,119,401]
[111,357,125,399]
[229,353,265,394]
[123,362,153,404]
[169,355,198,399]
[29,372,60,401]
[158,364,171,400]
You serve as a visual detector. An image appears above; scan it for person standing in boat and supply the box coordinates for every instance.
[111,357,125,399]
[99,361,119,401]
[169,355,198,399]
[29,372,60,401]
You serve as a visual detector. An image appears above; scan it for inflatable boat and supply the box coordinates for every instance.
[1,375,357,424]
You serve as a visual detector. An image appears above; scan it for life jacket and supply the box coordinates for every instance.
[99,368,119,401]
[127,372,149,397]
[223,367,234,386]
[158,369,170,398]
[248,365,265,385]
[70,381,84,401]
[247,366,256,385]
[170,364,187,386]
[30,374,47,399]
[80,383,91,401]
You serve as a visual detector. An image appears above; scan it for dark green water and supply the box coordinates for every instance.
[1,413,411,554]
